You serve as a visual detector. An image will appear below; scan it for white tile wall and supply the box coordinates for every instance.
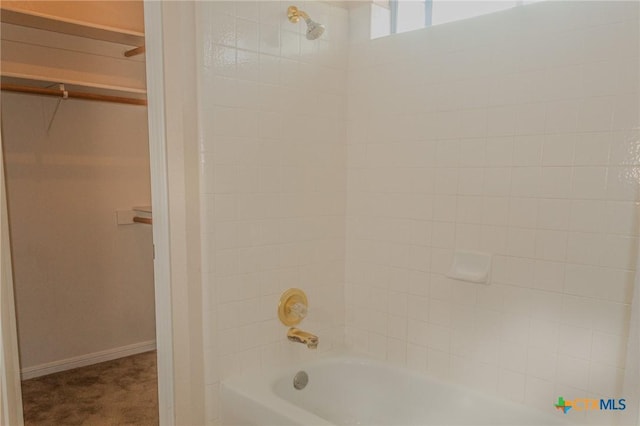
[196,2,349,424]
[346,0,639,423]
[195,0,639,424]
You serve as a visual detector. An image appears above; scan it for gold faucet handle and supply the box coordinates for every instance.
[278,288,309,326]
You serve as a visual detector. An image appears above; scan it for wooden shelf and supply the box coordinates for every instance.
[0,7,147,101]
[1,68,146,98]
[0,7,144,46]
[1,77,147,105]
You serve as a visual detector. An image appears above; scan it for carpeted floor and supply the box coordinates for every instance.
[21,350,159,426]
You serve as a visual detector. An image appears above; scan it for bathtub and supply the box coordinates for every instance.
[221,354,569,426]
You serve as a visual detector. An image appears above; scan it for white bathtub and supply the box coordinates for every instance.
[221,354,569,426]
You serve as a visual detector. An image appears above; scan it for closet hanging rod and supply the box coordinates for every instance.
[124,45,145,58]
[0,83,147,106]
[133,216,152,225]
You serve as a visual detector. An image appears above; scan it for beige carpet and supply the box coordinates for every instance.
[21,351,159,426]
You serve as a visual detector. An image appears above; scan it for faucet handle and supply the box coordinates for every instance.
[278,288,309,326]
[289,302,307,319]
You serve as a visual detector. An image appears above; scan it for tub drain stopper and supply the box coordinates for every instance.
[293,371,308,390]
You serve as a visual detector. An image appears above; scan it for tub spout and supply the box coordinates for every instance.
[287,327,318,349]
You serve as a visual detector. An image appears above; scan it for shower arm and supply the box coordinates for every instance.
[287,6,310,24]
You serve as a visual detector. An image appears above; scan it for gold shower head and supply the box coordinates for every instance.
[287,5,325,40]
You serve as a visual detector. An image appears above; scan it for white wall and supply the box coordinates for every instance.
[195,1,350,423]
[346,1,639,424]
[2,93,155,374]
[155,1,206,423]
[192,1,640,424]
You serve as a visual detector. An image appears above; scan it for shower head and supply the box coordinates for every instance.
[304,17,325,40]
[287,5,325,40]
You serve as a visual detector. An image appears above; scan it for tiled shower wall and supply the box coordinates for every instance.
[195,1,349,423]
[345,1,639,423]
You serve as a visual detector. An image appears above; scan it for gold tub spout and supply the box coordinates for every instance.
[287,327,319,349]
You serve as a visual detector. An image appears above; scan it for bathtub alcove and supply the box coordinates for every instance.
[202,1,640,425]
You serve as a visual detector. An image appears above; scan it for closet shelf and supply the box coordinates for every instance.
[1,76,147,106]
[0,7,144,46]
[1,6,147,104]
[1,23,146,84]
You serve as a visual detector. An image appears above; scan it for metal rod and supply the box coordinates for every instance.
[124,45,145,58]
[0,83,147,106]
[133,216,152,225]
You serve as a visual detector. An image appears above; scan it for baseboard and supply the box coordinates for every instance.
[20,340,156,380]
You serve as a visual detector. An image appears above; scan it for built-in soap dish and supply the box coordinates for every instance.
[446,250,492,284]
